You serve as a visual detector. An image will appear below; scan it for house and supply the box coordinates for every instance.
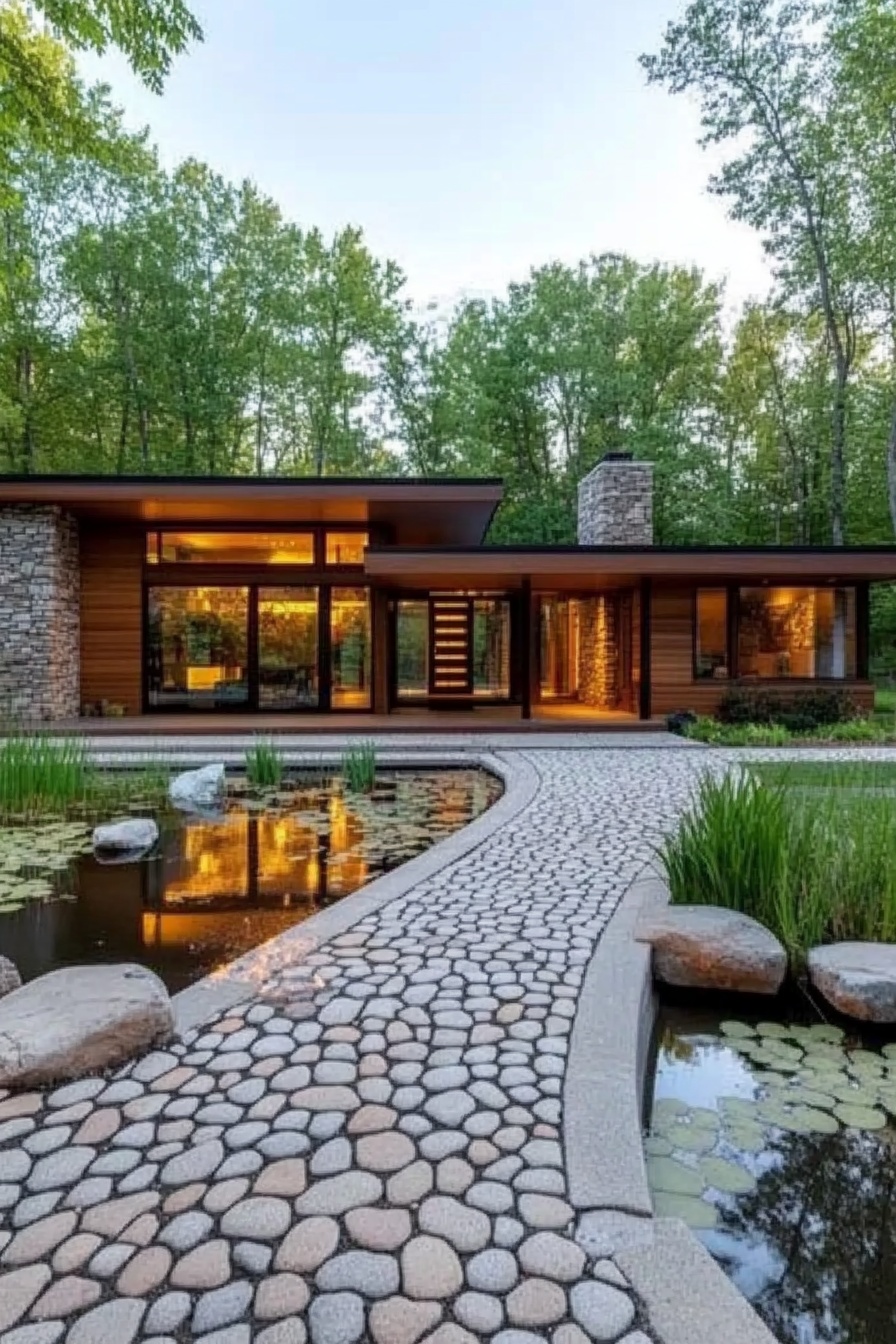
[0,453,891,725]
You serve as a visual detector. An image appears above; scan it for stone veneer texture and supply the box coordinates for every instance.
[577,458,653,547]
[0,505,79,720]
[578,596,616,707]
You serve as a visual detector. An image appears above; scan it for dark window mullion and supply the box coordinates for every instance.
[248,585,260,711]
[319,586,332,712]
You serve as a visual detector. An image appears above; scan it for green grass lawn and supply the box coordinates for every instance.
[751,760,896,789]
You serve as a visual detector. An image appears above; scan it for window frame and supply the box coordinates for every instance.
[144,523,373,571]
[692,584,862,684]
[692,587,731,682]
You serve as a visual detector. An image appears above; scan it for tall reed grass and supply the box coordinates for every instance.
[0,730,169,820]
[245,736,285,789]
[660,772,896,964]
[342,741,377,793]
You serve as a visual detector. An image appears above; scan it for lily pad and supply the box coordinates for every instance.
[724,1122,766,1154]
[644,1134,673,1157]
[834,1103,887,1131]
[720,1021,756,1039]
[653,1097,689,1123]
[668,1124,717,1155]
[699,1155,757,1194]
[652,1191,719,1230]
[647,1156,705,1196]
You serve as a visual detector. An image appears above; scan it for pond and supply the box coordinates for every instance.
[647,999,896,1344]
[0,768,501,994]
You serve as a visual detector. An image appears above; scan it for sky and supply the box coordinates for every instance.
[79,0,772,316]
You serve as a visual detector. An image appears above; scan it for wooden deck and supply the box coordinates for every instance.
[51,706,657,736]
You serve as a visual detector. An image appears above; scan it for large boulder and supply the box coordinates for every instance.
[169,763,226,813]
[92,817,159,858]
[636,905,787,995]
[808,943,896,1022]
[0,955,20,999]
[0,964,174,1089]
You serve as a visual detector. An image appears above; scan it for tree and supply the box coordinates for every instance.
[642,0,861,544]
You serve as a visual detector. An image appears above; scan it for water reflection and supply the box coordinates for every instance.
[649,1004,896,1344]
[0,769,501,993]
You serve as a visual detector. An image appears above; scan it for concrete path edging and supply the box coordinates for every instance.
[172,749,540,1031]
[565,867,780,1344]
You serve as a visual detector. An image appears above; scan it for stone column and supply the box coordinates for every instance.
[577,595,617,707]
[578,452,654,546]
[0,506,80,721]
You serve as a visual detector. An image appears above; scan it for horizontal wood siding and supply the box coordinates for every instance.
[80,525,143,713]
[650,584,873,716]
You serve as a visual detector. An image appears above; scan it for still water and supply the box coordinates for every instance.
[0,769,501,993]
[648,1001,896,1344]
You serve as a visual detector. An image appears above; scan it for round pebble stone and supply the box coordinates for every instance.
[466,1248,519,1293]
[455,1291,504,1334]
[254,1272,310,1319]
[308,1291,365,1344]
[419,1196,491,1253]
[369,1297,441,1344]
[316,1251,400,1298]
[145,1291,191,1335]
[401,1235,464,1300]
[275,1217,340,1273]
[344,1206,412,1252]
[570,1281,636,1340]
[234,1240,273,1275]
[192,1280,254,1334]
[506,1278,567,1327]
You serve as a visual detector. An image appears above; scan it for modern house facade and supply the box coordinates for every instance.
[0,454,892,724]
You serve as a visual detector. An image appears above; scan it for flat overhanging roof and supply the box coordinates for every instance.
[0,476,503,547]
[364,545,896,588]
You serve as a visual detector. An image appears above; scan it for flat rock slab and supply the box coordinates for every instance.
[92,818,159,857]
[808,942,896,1022]
[0,964,174,1089]
[636,905,786,995]
[169,763,225,813]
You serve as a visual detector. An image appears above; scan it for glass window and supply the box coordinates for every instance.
[695,589,729,680]
[738,587,856,680]
[396,601,429,699]
[156,532,315,565]
[147,587,249,710]
[539,597,580,698]
[326,532,369,566]
[258,588,320,709]
[473,599,511,698]
[331,588,371,710]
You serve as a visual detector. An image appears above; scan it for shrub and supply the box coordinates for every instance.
[683,717,792,746]
[666,710,697,736]
[660,771,896,964]
[342,740,377,793]
[245,736,284,788]
[717,686,859,728]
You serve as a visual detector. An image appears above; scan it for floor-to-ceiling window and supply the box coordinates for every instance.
[147,588,250,711]
[535,592,627,711]
[145,527,371,712]
[331,588,371,710]
[395,601,429,700]
[257,588,319,709]
[472,599,511,697]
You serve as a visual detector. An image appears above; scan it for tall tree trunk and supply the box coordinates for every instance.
[831,353,848,545]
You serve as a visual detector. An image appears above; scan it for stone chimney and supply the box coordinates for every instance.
[577,451,653,546]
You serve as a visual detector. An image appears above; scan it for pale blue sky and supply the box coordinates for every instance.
[80,0,770,312]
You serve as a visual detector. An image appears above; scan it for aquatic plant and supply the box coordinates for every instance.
[0,732,91,815]
[245,736,284,789]
[342,740,377,793]
[660,771,896,962]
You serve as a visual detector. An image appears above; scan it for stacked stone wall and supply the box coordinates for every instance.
[0,506,80,721]
[577,456,653,546]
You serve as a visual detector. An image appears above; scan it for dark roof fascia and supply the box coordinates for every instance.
[368,543,896,556]
[0,474,504,488]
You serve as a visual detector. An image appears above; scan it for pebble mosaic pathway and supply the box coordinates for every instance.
[0,746,725,1344]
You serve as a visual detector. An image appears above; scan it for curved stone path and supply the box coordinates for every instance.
[0,746,716,1344]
